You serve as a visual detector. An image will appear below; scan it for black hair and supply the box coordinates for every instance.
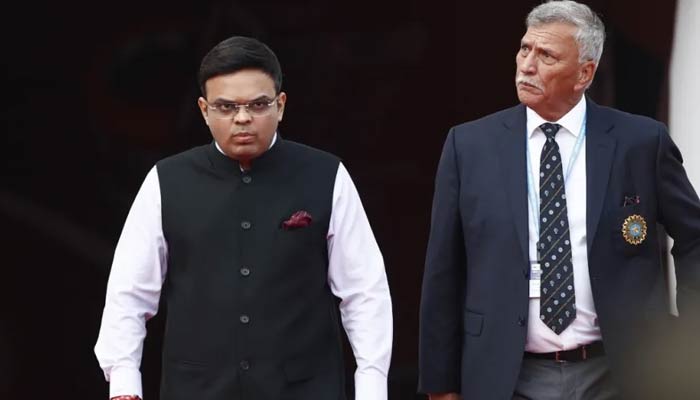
[198,36,282,97]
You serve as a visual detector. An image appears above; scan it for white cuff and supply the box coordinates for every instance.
[354,370,388,400]
[108,366,143,399]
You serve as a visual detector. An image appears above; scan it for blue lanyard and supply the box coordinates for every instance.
[526,118,587,240]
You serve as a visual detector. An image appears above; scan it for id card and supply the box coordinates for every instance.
[529,262,541,298]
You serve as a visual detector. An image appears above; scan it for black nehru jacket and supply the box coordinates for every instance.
[156,138,346,400]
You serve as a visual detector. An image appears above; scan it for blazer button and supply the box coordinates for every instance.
[241,221,251,230]
[240,314,250,324]
[518,316,526,326]
[239,360,250,370]
[242,175,252,184]
[240,267,251,277]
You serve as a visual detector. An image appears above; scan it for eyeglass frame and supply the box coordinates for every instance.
[202,95,281,119]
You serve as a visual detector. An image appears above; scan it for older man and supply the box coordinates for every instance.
[419,1,700,399]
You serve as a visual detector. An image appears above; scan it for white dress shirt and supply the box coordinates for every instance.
[95,137,393,399]
[525,97,603,352]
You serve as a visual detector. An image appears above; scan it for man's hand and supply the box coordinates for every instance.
[429,393,460,400]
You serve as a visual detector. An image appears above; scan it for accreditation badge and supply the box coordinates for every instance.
[622,214,647,245]
[529,262,541,298]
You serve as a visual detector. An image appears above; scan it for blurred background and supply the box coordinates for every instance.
[2,0,697,398]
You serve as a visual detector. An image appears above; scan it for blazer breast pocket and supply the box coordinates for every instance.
[610,204,650,257]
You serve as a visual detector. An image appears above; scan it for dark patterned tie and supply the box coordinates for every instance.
[538,123,575,334]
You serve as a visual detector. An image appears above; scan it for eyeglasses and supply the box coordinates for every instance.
[204,95,279,119]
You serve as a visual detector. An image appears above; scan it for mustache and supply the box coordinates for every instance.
[516,76,543,91]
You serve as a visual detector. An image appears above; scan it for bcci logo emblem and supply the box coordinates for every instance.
[621,214,647,245]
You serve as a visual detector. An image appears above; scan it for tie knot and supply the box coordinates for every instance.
[540,123,561,140]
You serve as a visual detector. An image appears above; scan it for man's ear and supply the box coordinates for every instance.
[197,97,210,125]
[576,61,596,91]
[276,92,287,122]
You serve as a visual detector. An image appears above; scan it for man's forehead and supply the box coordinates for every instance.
[205,70,276,99]
[521,22,577,45]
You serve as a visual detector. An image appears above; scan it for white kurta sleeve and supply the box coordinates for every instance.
[94,166,168,399]
[327,162,393,400]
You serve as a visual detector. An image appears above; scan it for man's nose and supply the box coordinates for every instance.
[233,106,253,123]
[520,52,537,74]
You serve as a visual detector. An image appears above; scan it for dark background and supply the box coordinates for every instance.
[1,1,677,398]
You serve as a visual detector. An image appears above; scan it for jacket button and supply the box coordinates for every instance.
[239,360,250,370]
[241,221,251,230]
[240,267,251,277]
[518,316,526,326]
[242,175,252,184]
[240,314,250,324]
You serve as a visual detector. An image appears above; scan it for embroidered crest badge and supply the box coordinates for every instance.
[622,214,647,245]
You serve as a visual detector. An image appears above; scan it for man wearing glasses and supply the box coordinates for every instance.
[95,36,392,400]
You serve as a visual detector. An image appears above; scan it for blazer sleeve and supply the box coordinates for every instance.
[418,128,466,394]
[655,124,700,315]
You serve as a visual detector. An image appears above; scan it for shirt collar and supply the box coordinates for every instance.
[526,96,586,138]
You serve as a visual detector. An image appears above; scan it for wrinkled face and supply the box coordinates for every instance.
[515,22,594,120]
[197,69,286,168]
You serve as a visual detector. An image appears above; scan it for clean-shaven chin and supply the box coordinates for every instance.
[517,86,543,105]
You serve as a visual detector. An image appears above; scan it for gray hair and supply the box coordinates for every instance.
[526,0,606,64]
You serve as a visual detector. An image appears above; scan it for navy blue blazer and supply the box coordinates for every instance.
[418,98,700,399]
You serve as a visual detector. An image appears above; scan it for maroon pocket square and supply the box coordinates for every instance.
[282,211,313,230]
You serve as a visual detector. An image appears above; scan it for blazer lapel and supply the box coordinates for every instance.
[499,104,529,263]
[585,98,616,253]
